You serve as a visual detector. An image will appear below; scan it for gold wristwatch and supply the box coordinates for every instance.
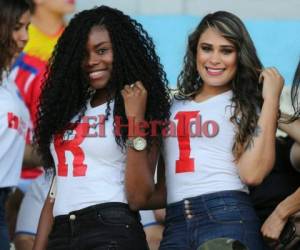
[126,137,147,151]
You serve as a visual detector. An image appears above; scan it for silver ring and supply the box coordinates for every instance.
[130,84,135,88]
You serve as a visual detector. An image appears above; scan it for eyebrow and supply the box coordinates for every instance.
[199,42,235,49]
[94,41,111,48]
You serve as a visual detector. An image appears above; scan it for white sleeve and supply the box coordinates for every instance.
[0,104,17,160]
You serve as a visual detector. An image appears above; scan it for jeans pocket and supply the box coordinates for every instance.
[96,210,138,227]
[95,212,148,250]
[88,241,119,250]
[208,205,243,224]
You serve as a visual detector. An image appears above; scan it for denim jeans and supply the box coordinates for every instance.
[47,202,148,250]
[0,188,11,250]
[159,190,264,250]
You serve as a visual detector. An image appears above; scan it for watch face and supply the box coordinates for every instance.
[133,137,147,151]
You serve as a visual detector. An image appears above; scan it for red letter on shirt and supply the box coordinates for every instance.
[7,112,20,130]
[174,111,199,173]
[54,123,89,177]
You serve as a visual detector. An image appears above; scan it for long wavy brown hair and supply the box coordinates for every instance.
[0,0,31,82]
[176,11,263,159]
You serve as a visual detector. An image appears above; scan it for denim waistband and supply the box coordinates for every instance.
[169,190,250,206]
[54,202,140,224]
[0,187,11,194]
[166,190,252,220]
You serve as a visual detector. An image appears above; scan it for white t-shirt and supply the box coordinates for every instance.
[50,101,128,216]
[0,73,30,187]
[163,90,248,204]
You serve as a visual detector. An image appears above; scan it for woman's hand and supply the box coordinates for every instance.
[121,81,147,121]
[259,67,284,102]
[261,209,288,241]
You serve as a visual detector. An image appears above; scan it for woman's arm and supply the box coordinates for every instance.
[237,68,284,186]
[279,114,300,142]
[23,144,43,167]
[261,187,300,240]
[279,115,300,171]
[140,155,167,210]
[261,116,300,240]
[33,178,55,250]
[290,143,300,171]
[125,141,159,210]
[122,81,165,210]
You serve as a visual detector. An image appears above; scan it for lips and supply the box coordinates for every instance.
[89,70,107,80]
[206,67,225,76]
[66,0,75,4]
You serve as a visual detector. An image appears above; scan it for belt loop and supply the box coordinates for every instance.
[69,214,76,235]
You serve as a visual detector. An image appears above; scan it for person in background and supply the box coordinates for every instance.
[8,1,75,249]
[251,59,300,249]
[141,209,165,250]
[0,0,31,249]
[11,0,75,130]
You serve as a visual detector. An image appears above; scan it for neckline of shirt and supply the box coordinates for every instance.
[190,89,232,105]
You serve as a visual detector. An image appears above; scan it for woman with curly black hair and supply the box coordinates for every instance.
[128,11,284,250]
[33,5,170,250]
[0,0,31,249]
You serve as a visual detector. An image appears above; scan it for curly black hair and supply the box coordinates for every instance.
[0,0,31,82]
[35,5,171,169]
[176,11,263,159]
[291,59,300,117]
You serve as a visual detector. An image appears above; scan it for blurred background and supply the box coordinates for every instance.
[71,0,300,87]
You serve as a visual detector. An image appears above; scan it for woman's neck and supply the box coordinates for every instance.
[193,83,231,103]
[90,89,109,107]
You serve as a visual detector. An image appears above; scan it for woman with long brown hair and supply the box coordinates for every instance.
[128,11,284,250]
[0,0,31,248]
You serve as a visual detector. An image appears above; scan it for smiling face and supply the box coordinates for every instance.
[83,26,113,93]
[12,10,31,55]
[196,27,238,91]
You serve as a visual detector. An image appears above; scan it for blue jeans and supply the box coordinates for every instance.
[160,190,264,250]
[47,202,148,250]
[0,188,11,250]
